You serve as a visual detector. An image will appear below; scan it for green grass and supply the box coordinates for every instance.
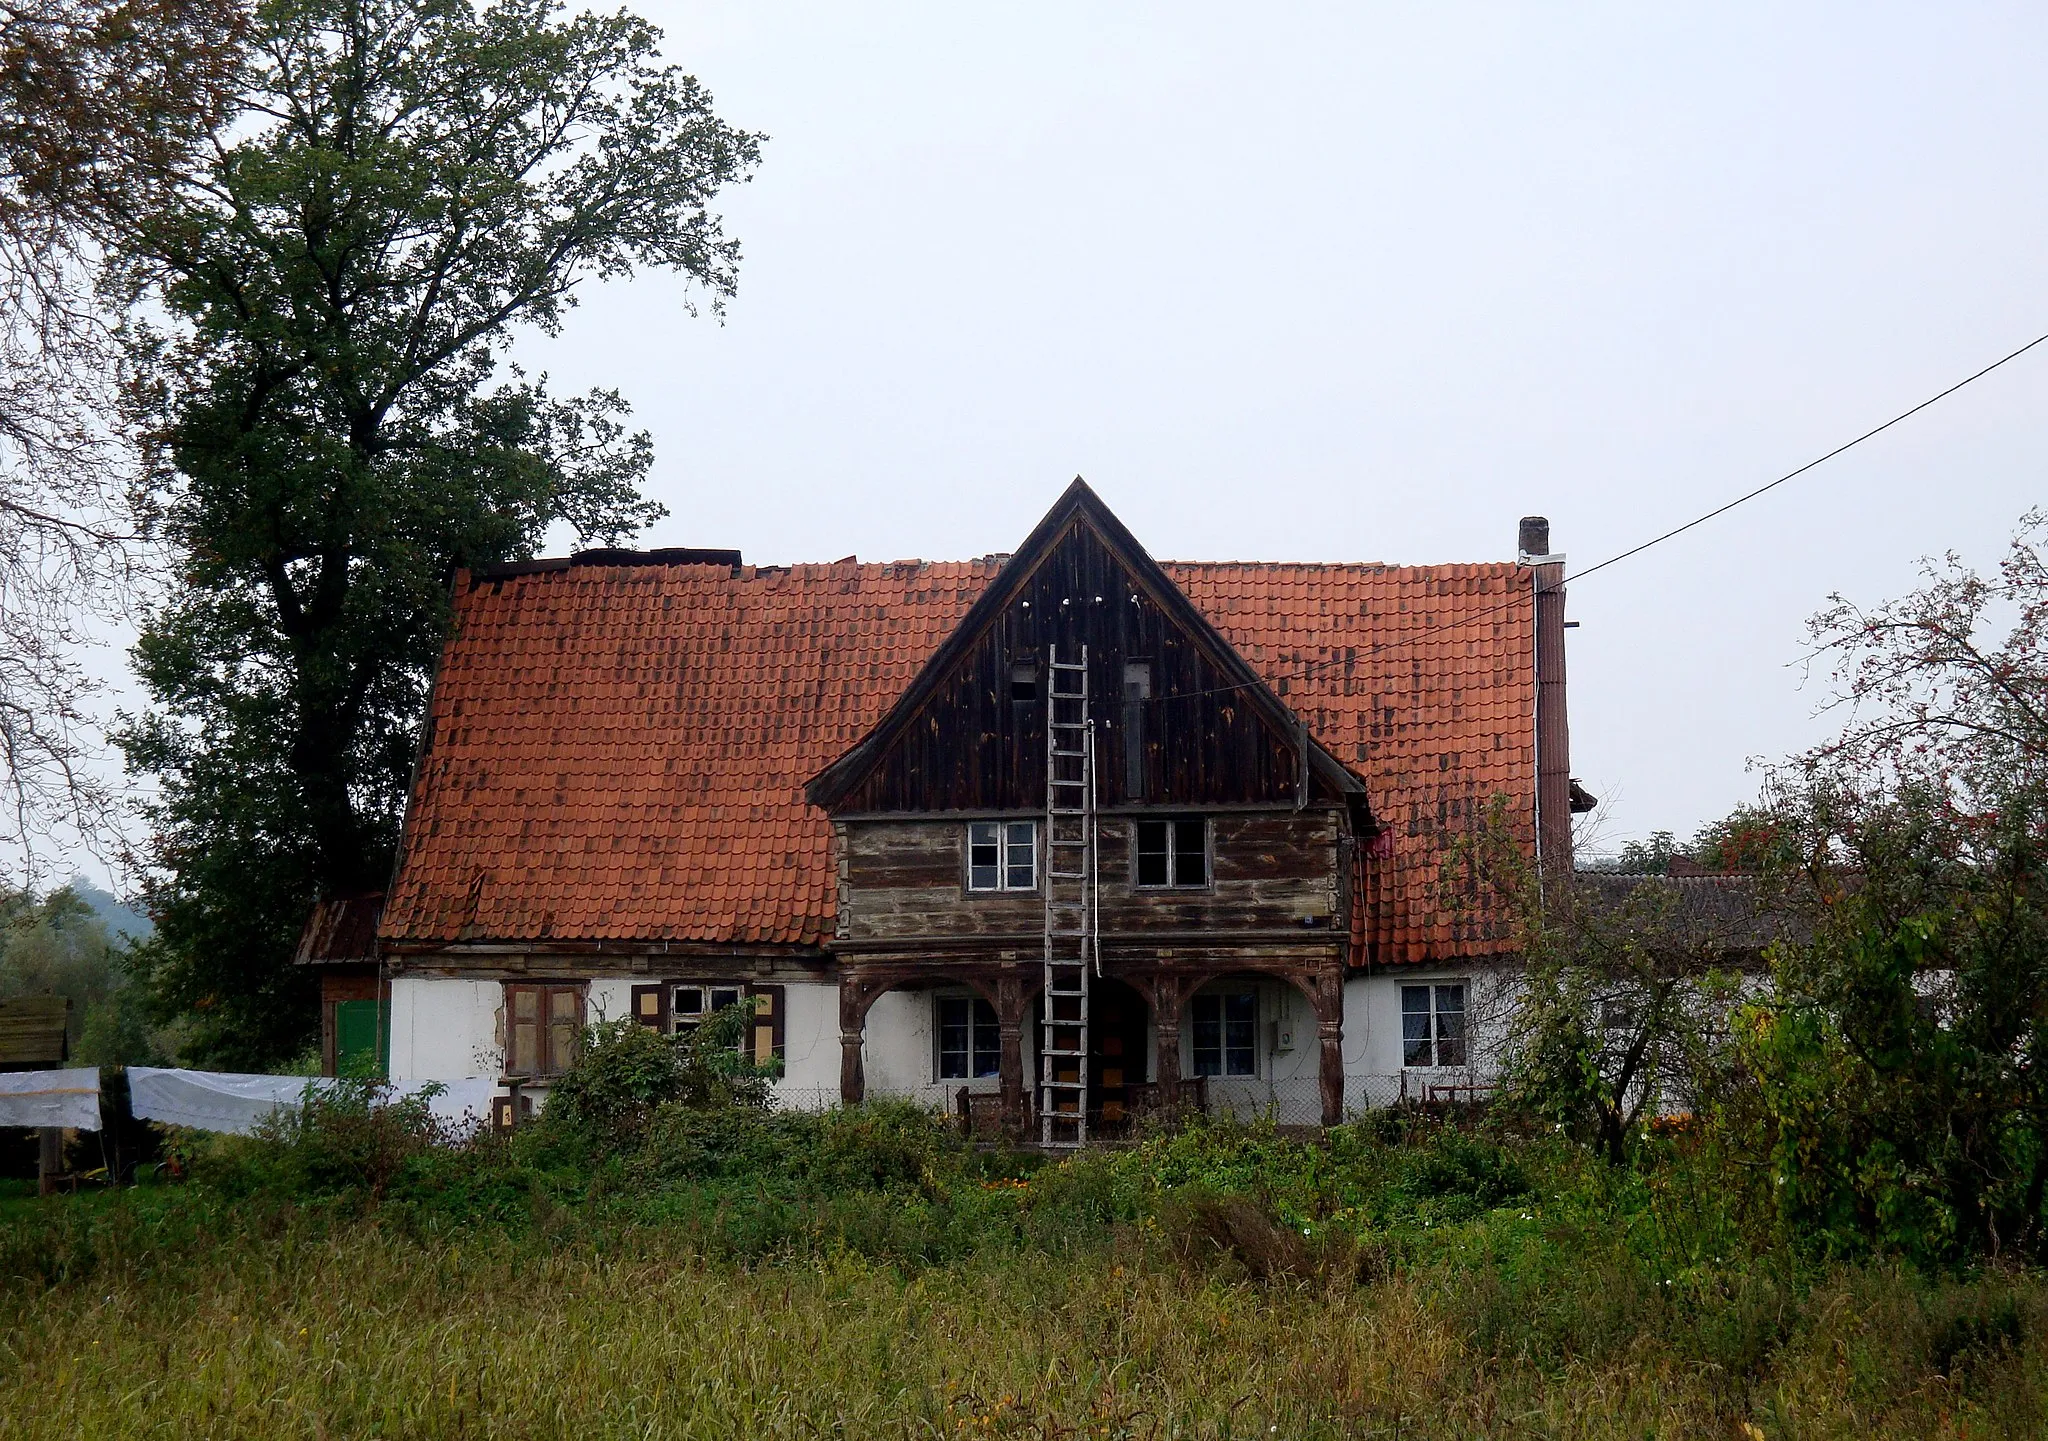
[2,1111,2046,1438]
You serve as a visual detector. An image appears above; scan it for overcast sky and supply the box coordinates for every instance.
[39,3,2048,891]
[505,1,2046,854]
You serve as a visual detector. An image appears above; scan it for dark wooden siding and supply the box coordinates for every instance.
[836,522,1309,813]
[837,812,1342,943]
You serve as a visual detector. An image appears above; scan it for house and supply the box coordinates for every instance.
[356,480,1584,1138]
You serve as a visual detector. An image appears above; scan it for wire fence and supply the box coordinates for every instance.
[769,1075,1496,1130]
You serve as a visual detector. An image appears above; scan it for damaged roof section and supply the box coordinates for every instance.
[380,498,1544,964]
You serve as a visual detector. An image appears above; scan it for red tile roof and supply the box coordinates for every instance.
[382,555,1537,963]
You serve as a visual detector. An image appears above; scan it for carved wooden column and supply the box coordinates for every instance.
[995,970,1028,1138]
[838,971,870,1106]
[1315,964,1345,1127]
[1152,976,1187,1116]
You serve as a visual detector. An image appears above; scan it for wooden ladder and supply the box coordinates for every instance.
[1039,643,1097,1149]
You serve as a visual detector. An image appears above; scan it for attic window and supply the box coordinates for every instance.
[968,820,1036,892]
[1135,818,1207,888]
[1010,661,1038,703]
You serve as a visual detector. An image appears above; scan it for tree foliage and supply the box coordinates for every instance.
[1736,513,2048,1261]
[106,0,761,1065]
[1455,801,1743,1166]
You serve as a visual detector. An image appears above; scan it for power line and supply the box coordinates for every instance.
[1159,327,2048,705]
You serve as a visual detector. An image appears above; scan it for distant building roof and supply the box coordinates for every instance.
[1574,871,1799,956]
[294,892,386,967]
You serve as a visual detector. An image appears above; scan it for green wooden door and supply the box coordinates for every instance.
[335,999,388,1078]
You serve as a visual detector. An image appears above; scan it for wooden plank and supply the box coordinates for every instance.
[0,995,69,1067]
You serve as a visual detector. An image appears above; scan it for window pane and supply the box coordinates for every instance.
[972,999,1001,1078]
[1135,821,1169,887]
[1191,994,1221,1077]
[711,988,742,1013]
[1005,822,1035,889]
[969,821,999,890]
[1435,985,1467,1067]
[1223,992,1256,1076]
[1173,820,1207,887]
[1011,662,1037,701]
[1401,986,1433,1067]
[938,997,968,1079]
[547,988,580,1073]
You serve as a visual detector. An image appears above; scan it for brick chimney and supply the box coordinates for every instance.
[1520,518,1572,881]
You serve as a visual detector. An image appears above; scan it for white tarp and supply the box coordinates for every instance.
[0,1068,101,1131]
[127,1068,496,1137]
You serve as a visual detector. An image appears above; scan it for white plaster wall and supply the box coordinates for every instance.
[861,989,944,1102]
[388,977,502,1082]
[1344,966,1518,1090]
[772,980,840,1104]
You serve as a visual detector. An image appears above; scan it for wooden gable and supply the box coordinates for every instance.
[806,480,1368,817]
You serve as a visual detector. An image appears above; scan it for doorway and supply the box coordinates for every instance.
[1087,976,1149,1134]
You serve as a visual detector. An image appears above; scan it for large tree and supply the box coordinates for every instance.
[106,0,761,1065]
[0,0,244,879]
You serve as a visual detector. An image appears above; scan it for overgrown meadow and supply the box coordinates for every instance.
[4,1069,2046,1439]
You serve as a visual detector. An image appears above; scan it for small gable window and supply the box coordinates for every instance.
[1010,660,1039,703]
[1134,817,1208,888]
[968,820,1036,892]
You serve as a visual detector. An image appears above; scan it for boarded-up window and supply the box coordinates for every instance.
[745,983,786,1068]
[631,984,667,1030]
[503,982,585,1078]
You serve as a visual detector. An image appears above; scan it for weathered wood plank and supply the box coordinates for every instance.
[839,813,1341,943]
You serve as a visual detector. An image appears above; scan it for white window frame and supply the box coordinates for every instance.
[1190,987,1258,1078]
[1134,816,1210,889]
[967,820,1037,892]
[1401,982,1468,1069]
[671,982,746,1036]
[935,993,1002,1081]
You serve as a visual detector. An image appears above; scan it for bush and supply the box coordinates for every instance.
[539,1004,777,1158]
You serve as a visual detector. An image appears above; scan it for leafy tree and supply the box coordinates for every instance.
[1688,804,1794,873]
[0,883,166,1064]
[0,0,244,879]
[1607,830,1679,876]
[1738,513,2048,1260]
[1455,801,1745,1165]
[106,0,762,1065]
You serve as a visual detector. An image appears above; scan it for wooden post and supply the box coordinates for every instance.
[37,1126,61,1197]
[838,973,868,1106]
[1316,967,1345,1128]
[1152,978,1186,1117]
[996,972,1027,1139]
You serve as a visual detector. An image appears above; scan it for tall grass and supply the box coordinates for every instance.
[3,1104,2046,1437]
[3,1218,2045,1438]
